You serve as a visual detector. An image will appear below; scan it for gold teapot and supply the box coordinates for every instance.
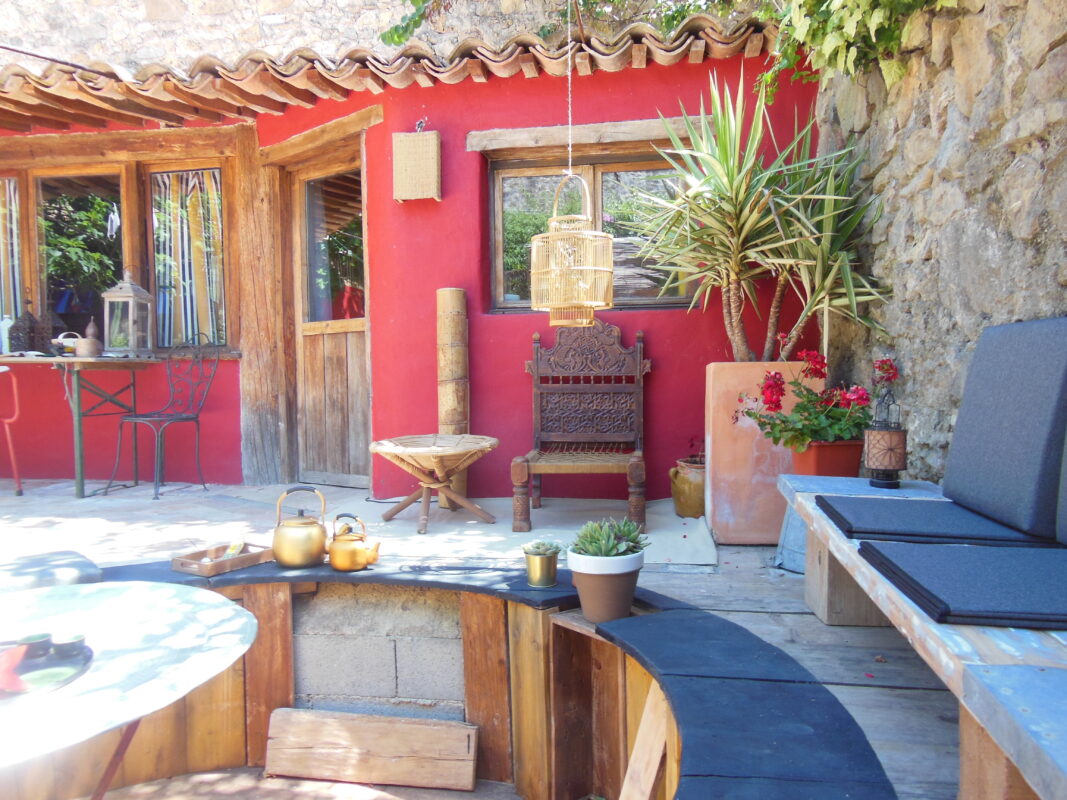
[272,486,328,568]
[328,513,380,572]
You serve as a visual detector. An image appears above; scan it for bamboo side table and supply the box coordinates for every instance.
[370,434,498,534]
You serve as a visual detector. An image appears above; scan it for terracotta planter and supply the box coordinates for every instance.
[705,362,823,545]
[791,440,864,477]
[567,549,643,623]
[669,457,705,518]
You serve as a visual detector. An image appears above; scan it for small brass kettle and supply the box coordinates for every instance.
[328,513,380,572]
[272,486,328,568]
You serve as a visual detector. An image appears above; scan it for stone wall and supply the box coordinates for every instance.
[293,583,465,719]
[0,0,558,75]
[817,0,1067,481]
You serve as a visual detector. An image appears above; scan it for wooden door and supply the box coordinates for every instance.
[292,158,370,488]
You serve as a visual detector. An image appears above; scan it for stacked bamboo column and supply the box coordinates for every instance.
[437,288,469,508]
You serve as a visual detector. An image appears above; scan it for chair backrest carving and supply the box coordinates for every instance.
[526,319,650,448]
[160,336,222,416]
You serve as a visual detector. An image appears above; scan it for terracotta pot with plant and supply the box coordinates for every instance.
[629,78,888,543]
[522,539,561,588]
[670,437,705,519]
[744,352,901,477]
[567,518,649,624]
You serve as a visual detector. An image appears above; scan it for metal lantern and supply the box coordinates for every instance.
[864,386,907,489]
[102,270,154,356]
[530,174,613,327]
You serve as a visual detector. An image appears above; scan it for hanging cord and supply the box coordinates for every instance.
[566,0,573,176]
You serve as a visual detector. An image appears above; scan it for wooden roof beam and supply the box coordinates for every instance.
[519,53,540,78]
[467,59,488,83]
[243,71,319,108]
[209,78,288,114]
[575,52,593,76]
[0,109,39,132]
[0,94,107,129]
[22,84,151,127]
[631,43,648,68]
[162,80,256,120]
[411,63,434,88]
[688,39,706,63]
[302,69,350,101]
[356,68,384,95]
[116,84,223,122]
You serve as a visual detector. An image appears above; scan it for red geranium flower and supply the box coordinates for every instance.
[873,358,899,384]
[819,387,841,407]
[839,385,871,408]
[760,371,785,412]
[798,350,828,380]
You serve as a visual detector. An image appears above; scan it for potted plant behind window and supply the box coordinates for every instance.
[522,539,561,588]
[744,353,900,476]
[567,518,649,623]
[629,77,886,544]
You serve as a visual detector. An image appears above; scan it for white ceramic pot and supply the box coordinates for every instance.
[566,549,644,575]
[566,549,644,623]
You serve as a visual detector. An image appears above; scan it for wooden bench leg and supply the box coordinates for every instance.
[512,457,531,533]
[627,456,646,528]
[531,475,542,509]
[804,528,889,627]
[959,705,1039,800]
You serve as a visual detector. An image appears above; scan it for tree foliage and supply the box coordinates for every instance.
[42,194,121,296]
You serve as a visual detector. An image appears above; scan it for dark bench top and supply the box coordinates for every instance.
[99,558,894,799]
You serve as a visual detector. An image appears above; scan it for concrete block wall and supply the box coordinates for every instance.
[293,583,465,720]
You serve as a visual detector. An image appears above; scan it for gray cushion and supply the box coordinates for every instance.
[815,495,1058,547]
[942,317,1067,538]
[0,550,102,592]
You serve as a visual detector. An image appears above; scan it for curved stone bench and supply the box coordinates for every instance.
[86,559,897,799]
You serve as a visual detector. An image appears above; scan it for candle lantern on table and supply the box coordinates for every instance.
[864,385,907,489]
[102,270,154,356]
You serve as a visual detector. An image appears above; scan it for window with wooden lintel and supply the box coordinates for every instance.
[490,159,695,311]
[0,177,22,321]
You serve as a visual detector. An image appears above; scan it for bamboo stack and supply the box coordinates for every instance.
[437,288,469,508]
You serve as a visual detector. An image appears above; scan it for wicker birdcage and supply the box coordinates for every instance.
[530,174,613,327]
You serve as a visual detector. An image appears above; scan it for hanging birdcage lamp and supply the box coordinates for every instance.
[529,173,614,327]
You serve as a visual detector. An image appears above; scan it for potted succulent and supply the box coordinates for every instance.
[629,78,886,543]
[522,539,562,588]
[567,519,649,623]
[743,352,900,476]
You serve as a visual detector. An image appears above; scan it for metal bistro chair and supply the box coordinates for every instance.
[0,366,22,496]
[105,337,221,500]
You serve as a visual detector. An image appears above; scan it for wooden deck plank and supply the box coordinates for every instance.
[508,602,556,800]
[460,593,513,783]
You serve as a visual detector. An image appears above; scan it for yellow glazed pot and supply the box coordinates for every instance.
[272,486,328,568]
[669,457,705,519]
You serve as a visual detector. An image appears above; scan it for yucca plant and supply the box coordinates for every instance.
[630,77,886,361]
[571,518,649,557]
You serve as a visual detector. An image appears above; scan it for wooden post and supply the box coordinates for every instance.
[958,705,1040,800]
[242,582,295,766]
[508,602,557,800]
[804,528,890,627]
[460,593,513,782]
[437,288,469,508]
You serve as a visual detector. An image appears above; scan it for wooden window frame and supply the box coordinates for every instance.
[143,157,236,348]
[489,154,688,312]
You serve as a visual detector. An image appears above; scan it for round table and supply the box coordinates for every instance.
[370,433,499,534]
[0,581,257,789]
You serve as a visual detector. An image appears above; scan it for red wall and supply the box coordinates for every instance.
[258,56,818,501]
[0,361,242,485]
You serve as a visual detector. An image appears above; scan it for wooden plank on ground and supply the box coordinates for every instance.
[264,708,477,790]
[550,624,593,800]
[184,657,247,772]
[460,592,512,782]
[591,637,627,799]
[620,681,669,800]
[509,601,557,800]
[624,656,666,800]
[242,582,294,766]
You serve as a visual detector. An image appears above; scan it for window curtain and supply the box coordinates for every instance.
[0,179,21,320]
[151,169,225,346]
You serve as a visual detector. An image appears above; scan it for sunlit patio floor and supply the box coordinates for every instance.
[0,478,959,800]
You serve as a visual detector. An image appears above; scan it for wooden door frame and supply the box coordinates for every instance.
[285,135,372,488]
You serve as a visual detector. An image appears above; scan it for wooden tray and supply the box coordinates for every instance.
[171,543,273,576]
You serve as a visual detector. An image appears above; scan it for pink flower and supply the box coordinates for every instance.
[820,388,841,407]
[798,350,828,380]
[760,371,785,412]
[839,385,871,409]
[873,358,899,384]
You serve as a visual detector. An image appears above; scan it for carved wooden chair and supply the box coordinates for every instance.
[511,319,651,532]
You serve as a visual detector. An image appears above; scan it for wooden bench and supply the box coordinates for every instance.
[511,319,650,532]
[796,492,1067,799]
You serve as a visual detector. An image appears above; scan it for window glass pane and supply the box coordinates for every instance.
[601,168,694,304]
[500,173,582,303]
[151,168,226,346]
[305,170,363,323]
[39,174,123,336]
[0,178,20,321]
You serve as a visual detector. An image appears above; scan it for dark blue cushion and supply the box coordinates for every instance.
[676,776,896,799]
[1059,432,1067,545]
[814,495,1058,547]
[860,541,1067,629]
[942,316,1067,538]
